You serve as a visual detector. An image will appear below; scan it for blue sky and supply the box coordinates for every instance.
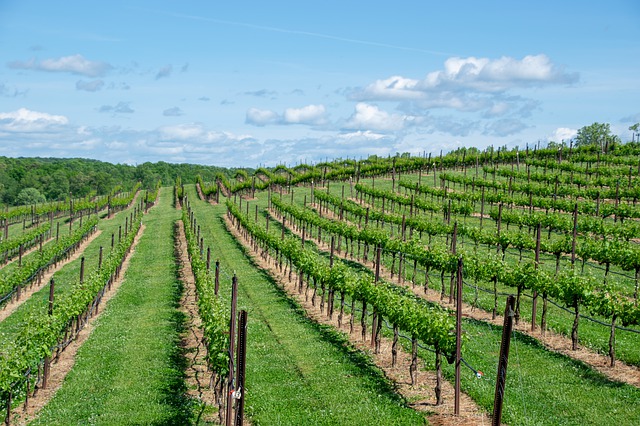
[1,1,639,167]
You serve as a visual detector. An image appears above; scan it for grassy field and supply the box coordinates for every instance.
[246,184,640,426]
[185,185,428,425]
[0,204,134,340]
[30,188,191,425]
[302,173,640,367]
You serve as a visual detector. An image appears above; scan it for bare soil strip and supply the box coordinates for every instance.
[0,230,102,323]
[225,215,492,426]
[283,203,640,388]
[11,225,144,426]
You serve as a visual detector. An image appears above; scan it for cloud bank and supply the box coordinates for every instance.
[8,54,113,77]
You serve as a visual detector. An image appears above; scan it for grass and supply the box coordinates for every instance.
[256,184,640,425]
[30,188,192,425]
[186,185,428,425]
[0,214,88,277]
[301,174,640,366]
[0,205,136,340]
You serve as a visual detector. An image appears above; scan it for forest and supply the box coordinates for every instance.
[0,157,243,206]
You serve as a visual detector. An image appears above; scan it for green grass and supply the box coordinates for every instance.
[0,206,135,341]
[0,214,88,276]
[257,184,640,425]
[30,188,192,425]
[186,186,427,426]
[305,174,640,366]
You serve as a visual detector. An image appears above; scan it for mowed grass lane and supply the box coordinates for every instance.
[30,188,192,425]
[185,186,426,426]
[0,204,133,338]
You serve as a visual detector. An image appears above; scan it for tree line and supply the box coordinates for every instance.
[0,157,247,207]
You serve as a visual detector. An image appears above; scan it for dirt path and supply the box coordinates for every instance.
[0,230,102,323]
[225,214,493,425]
[10,224,144,426]
[277,204,640,389]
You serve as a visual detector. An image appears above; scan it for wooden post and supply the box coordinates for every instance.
[80,256,85,283]
[4,390,11,426]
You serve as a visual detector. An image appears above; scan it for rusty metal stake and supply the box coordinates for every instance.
[234,310,248,426]
[492,295,515,426]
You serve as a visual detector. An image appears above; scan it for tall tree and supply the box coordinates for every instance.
[629,123,640,142]
[16,187,46,205]
[573,122,619,152]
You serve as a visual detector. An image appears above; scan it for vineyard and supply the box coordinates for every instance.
[1,144,640,425]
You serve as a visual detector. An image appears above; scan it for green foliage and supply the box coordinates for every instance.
[181,209,230,376]
[16,187,46,205]
[0,217,98,303]
[0,212,141,398]
[574,122,620,151]
[228,200,457,359]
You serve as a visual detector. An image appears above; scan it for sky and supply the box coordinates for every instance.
[1,1,639,168]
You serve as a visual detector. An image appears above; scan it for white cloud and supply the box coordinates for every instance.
[351,55,578,118]
[98,102,134,114]
[358,76,422,100]
[246,108,280,126]
[422,54,578,92]
[483,118,529,137]
[344,103,413,132]
[283,104,327,125]
[156,64,173,80]
[158,123,253,146]
[337,130,387,142]
[244,89,277,98]
[548,127,577,143]
[8,54,112,77]
[246,105,327,126]
[159,123,204,140]
[76,79,105,92]
[163,107,184,117]
[0,108,68,132]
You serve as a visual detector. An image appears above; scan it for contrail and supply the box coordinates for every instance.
[151,9,453,57]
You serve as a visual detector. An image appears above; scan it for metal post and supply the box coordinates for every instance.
[455,257,463,415]
[226,275,238,426]
[532,223,541,332]
[234,310,248,426]
[571,203,578,265]
[215,260,220,295]
[492,295,515,426]
[43,279,55,389]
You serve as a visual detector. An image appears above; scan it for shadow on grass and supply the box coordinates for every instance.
[462,317,628,389]
[219,215,412,409]
[154,224,197,426]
